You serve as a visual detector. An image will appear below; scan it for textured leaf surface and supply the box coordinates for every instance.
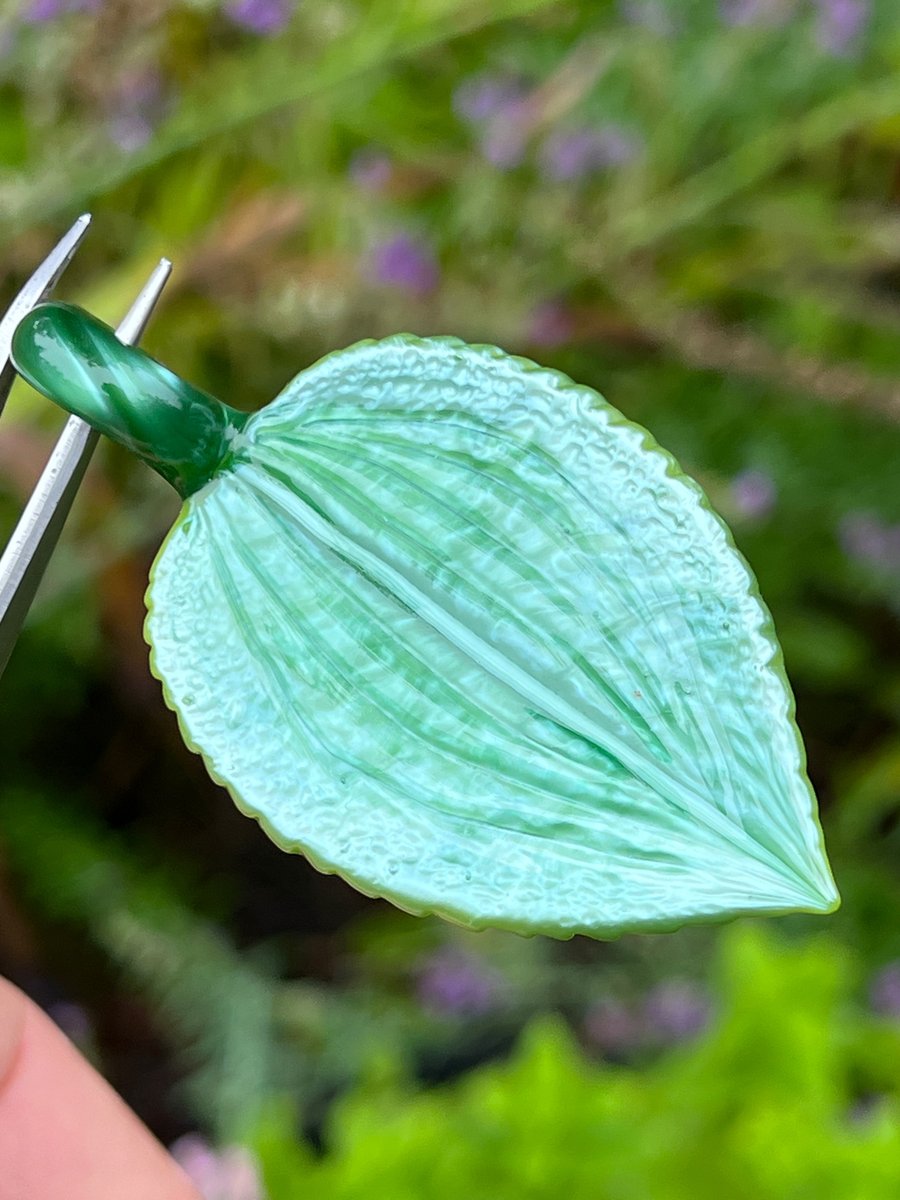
[146,336,838,937]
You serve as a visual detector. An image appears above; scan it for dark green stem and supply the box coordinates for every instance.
[12,302,248,497]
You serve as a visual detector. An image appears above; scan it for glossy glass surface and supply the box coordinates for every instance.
[12,302,247,497]
[12,311,839,937]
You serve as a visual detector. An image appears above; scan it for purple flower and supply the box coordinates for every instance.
[348,147,393,192]
[107,69,167,153]
[478,105,530,170]
[870,963,900,1018]
[813,0,868,56]
[453,73,531,170]
[453,74,525,125]
[170,1135,263,1200]
[527,299,575,348]
[109,113,155,154]
[369,233,439,295]
[730,469,777,520]
[47,1001,93,1048]
[644,980,709,1042]
[839,512,900,573]
[619,0,677,34]
[417,948,499,1017]
[225,0,292,36]
[22,0,66,18]
[23,0,101,19]
[538,124,640,183]
[719,0,797,25]
[584,998,641,1053]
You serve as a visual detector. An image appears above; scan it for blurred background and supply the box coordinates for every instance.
[2,0,900,1195]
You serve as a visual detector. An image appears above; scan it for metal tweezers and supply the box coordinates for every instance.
[0,215,172,678]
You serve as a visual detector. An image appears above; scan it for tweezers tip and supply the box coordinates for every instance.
[56,213,92,261]
[145,258,173,295]
[114,257,174,345]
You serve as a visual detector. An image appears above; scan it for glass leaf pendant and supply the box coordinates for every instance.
[12,302,839,938]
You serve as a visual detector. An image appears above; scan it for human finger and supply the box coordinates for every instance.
[0,976,201,1200]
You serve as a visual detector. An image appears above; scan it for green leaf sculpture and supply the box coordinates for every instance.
[12,302,839,938]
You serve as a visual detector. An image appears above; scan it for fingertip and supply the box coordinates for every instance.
[0,977,201,1200]
[0,976,28,1092]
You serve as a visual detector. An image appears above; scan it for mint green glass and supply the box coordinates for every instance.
[12,301,839,938]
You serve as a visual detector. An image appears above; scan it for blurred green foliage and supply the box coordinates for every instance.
[2,0,900,1193]
[253,927,900,1199]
